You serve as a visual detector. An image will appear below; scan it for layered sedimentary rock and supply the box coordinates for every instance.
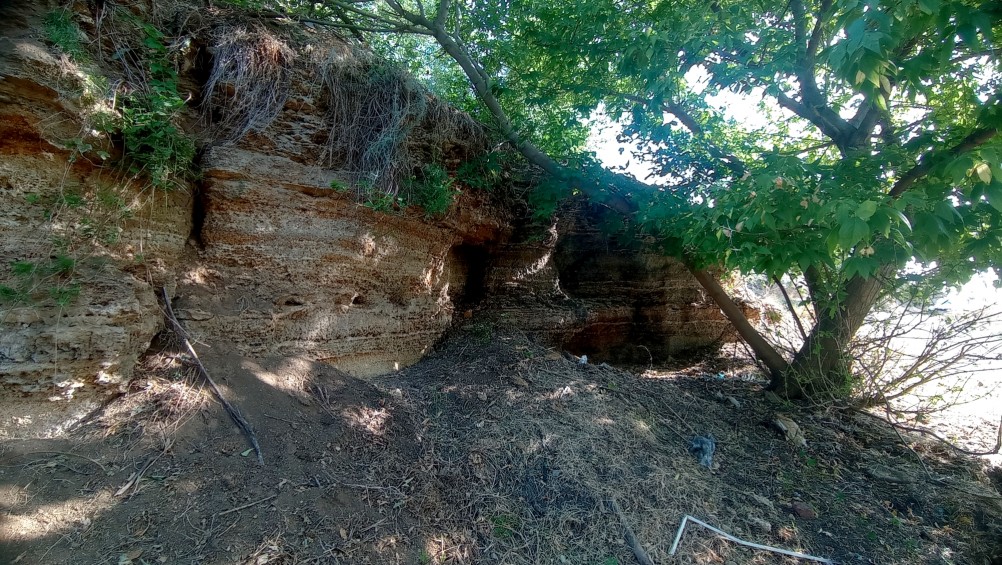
[179,146,503,376]
[485,204,739,364]
[0,2,191,402]
[175,25,505,376]
[1,0,744,420]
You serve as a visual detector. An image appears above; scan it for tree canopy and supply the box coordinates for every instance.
[240,0,1001,399]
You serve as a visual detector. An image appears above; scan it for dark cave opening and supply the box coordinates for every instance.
[448,243,491,307]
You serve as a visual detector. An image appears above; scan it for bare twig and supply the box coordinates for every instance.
[263,413,303,426]
[880,402,935,481]
[608,498,655,565]
[5,451,108,474]
[773,275,809,341]
[116,441,171,498]
[218,494,278,516]
[888,415,1002,457]
[160,287,264,465]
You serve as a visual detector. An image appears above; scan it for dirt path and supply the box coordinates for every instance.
[2,326,1000,564]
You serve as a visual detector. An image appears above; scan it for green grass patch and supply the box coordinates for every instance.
[43,10,86,60]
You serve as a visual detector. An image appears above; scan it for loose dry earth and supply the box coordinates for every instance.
[2,322,1001,565]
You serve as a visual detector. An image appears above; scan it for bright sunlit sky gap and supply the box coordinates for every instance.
[587,65,792,183]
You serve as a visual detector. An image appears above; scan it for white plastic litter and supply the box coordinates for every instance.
[669,515,835,564]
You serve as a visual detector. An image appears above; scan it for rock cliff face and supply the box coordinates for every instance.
[173,23,506,376]
[0,0,739,423]
[0,2,191,402]
[179,145,503,376]
[484,205,737,364]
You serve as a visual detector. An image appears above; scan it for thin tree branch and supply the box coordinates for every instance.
[434,0,450,29]
[806,0,832,58]
[774,89,847,146]
[620,93,746,176]
[880,414,1002,457]
[889,126,999,198]
[774,275,809,340]
[951,49,1000,65]
[788,0,853,149]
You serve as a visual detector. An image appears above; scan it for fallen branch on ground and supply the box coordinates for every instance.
[160,287,264,465]
[5,451,109,474]
[608,498,655,565]
[218,494,278,516]
[116,441,171,498]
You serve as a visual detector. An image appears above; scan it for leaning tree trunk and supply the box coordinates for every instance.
[688,267,789,379]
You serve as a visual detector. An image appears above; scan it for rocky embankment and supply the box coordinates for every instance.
[0,0,739,433]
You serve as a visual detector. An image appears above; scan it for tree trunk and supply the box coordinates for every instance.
[688,267,789,379]
[772,265,892,399]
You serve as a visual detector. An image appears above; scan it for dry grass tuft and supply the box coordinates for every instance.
[318,49,488,200]
[202,26,296,144]
[74,348,208,447]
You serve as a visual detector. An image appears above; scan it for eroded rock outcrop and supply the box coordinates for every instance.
[1,0,742,423]
[174,20,505,376]
[485,203,738,364]
[0,2,191,402]
[179,147,503,375]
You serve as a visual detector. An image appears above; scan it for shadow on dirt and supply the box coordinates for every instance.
[3,323,1001,564]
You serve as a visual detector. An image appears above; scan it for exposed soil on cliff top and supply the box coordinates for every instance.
[2,323,1001,565]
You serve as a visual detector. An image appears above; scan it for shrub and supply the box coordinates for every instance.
[407,163,456,217]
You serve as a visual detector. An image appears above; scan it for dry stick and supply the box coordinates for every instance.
[899,413,1002,457]
[263,413,304,426]
[160,287,264,465]
[663,403,697,436]
[608,498,655,565]
[880,402,936,482]
[218,494,278,516]
[7,451,109,474]
[115,450,162,498]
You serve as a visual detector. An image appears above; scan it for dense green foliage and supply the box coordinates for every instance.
[113,14,198,190]
[43,10,87,60]
[407,163,458,217]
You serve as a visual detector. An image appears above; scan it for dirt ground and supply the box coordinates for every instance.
[2,321,1001,565]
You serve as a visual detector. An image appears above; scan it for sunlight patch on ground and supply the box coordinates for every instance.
[0,491,116,544]
[341,406,391,437]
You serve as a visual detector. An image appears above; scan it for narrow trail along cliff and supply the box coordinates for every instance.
[1,1,1000,564]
